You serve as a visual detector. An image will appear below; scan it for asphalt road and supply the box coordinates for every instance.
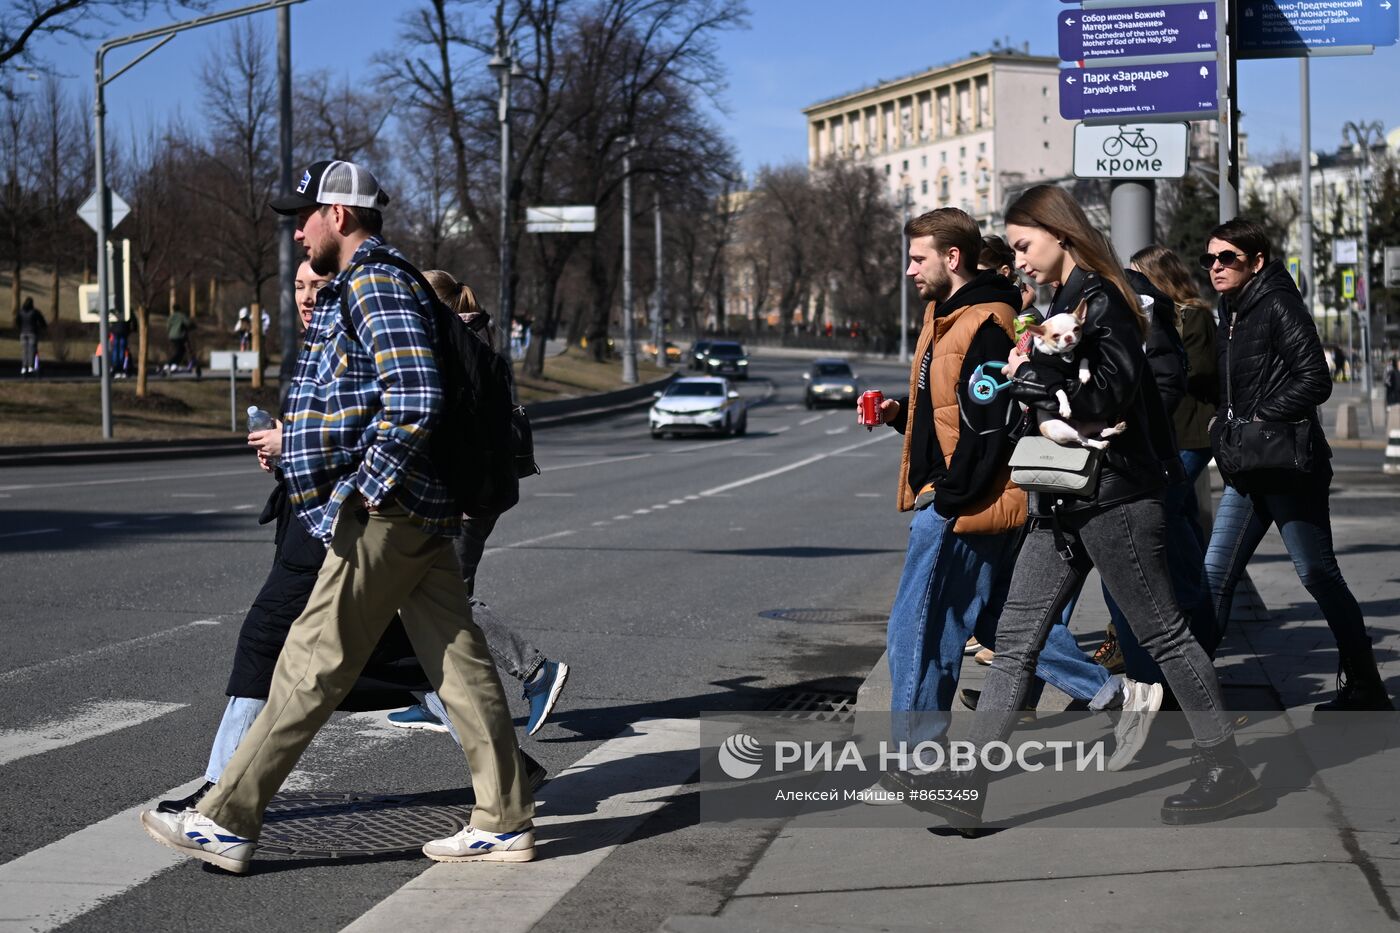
[0,354,915,933]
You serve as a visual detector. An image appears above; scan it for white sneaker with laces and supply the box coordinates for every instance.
[1107,679,1164,772]
[140,808,256,874]
[422,825,535,863]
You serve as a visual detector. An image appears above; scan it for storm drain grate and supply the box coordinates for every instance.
[759,608,887,625]
[765,691,858,723]
[259,791,471,857]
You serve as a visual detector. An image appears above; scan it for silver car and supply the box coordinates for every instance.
[803,358,860,409]
[650,377,748,438]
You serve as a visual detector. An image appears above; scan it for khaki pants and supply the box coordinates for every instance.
[199,502,534,838]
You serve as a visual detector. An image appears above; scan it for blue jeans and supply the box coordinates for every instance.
[206,697,266,783]
[887,507,1020,745]
[1204,483,1371,656]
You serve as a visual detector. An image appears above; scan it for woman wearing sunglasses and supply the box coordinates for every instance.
[1202,219,1391,711]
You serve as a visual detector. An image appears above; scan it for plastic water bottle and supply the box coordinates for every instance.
[247,406,275,433]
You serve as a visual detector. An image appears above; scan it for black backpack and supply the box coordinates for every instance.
[339,249,539,517]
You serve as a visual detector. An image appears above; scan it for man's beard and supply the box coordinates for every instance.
[307,240,339,277]
[916,270,950,302]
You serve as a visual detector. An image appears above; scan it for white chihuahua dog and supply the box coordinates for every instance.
[1023,304,1126,450]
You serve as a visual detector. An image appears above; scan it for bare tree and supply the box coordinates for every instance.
[0,84,38,318]
[293,71,392,166]
[34,74,84,325]
[121,122,187,394]
[195,20,277,385]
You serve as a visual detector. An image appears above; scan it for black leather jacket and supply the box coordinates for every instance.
[1212,259,1332,491]
[1011,267,1181,515]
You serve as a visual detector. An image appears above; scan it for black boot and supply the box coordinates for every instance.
[1160,740,1266,825]
[157,780,213,814]
[886,765,989,837]
[1315,641,1394,711]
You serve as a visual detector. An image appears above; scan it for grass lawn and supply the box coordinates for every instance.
[0,345,669,446]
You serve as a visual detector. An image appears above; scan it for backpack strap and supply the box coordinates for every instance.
[337,248,437,343]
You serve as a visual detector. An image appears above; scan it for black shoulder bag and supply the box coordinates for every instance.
[1212,310,1314,475]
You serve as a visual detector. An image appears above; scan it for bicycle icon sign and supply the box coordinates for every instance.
[1101,126,1158,158]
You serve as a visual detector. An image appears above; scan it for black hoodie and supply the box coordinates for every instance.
[891,271,1022,517]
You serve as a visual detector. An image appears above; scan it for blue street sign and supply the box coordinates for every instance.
[1059,3,1218,62]
[1059,60,1219,120]
[1239,0,1399,55]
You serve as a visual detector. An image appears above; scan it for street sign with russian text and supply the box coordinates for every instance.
[1073,122,1189,178]
[1239,0,1398,57]
[1060,61,1218,120]
[1335,239,1360,264]
[1060,3,1217,62]
[1384,246,1400,288]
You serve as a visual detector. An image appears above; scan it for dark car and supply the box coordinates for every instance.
[690,339,714,370]
[704,341,749,379]
[803,358,860,409]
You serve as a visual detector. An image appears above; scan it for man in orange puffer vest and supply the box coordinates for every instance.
[870,208,1025,774]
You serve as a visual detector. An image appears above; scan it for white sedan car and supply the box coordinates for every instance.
[649,377,748,439]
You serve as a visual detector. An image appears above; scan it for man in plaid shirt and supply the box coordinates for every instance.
[141,161,536,874]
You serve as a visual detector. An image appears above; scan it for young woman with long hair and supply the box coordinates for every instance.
[893,185,1261,832]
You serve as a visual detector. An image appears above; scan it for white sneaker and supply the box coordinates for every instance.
[1107,680,1164,772]
[422,825,535,863]
[140,808,256,874]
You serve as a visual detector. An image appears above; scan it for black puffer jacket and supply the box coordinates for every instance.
[1212,259,1332,493]
[1011,267,1181,516]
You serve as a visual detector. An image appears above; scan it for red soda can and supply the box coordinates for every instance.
[858,389,884,426]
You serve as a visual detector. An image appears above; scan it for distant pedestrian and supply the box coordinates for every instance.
[978,234,1037,312]
[107,310,131,378]
[140,160,536,873]
[233,307,252,351]
[1385,357,1399,407]
[165,303,198,376]
[1202,218,1392,711]
[17,297,46,376]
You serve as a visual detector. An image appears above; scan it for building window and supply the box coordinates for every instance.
[902,159,909,171]
[885,164,891,176]
[921,179,928,195]
[921,155,927,167]
[940,176,950,200]
[940,151,947,164]
[960,171,968,186]
[959,146,966,159]
[979,142,986,154]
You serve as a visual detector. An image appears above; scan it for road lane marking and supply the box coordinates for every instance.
[0,618,224,687]
[0,777,209,933]
[534,492,576,497]
[698,432,894,498]
[170,493,216,499]
[90,521,124,528]
[799,415,823,425]
[486,530,575,552]
[856,493,882,498]
[0,468,253,493]
[771,426,792,433]
[825,426,850,435]
[0,700,187,767]
[0,527,59,539]
[667,438,743,454]
[667,499,686,505]
[541,453,652,473]
[342,718,700,933]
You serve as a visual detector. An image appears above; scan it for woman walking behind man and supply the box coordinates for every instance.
[892,186,1262,833]
[1201,219,1392,711]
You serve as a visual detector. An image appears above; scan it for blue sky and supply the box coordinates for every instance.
[24,0,1400,175]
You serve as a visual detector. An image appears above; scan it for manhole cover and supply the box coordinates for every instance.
[765,691,858,723]
[759,608,887,624]
[260,791,471,857]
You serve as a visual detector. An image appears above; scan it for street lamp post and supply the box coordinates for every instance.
[488,32,524,366]
[652,190,665,367]
[620,139,637,385]
[1342,119,1383,406]
[92,0,305,439]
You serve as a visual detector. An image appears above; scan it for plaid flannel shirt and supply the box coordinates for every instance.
[281,237,460,541]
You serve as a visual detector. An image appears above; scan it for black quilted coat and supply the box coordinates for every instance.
[1211,260,1333,494]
